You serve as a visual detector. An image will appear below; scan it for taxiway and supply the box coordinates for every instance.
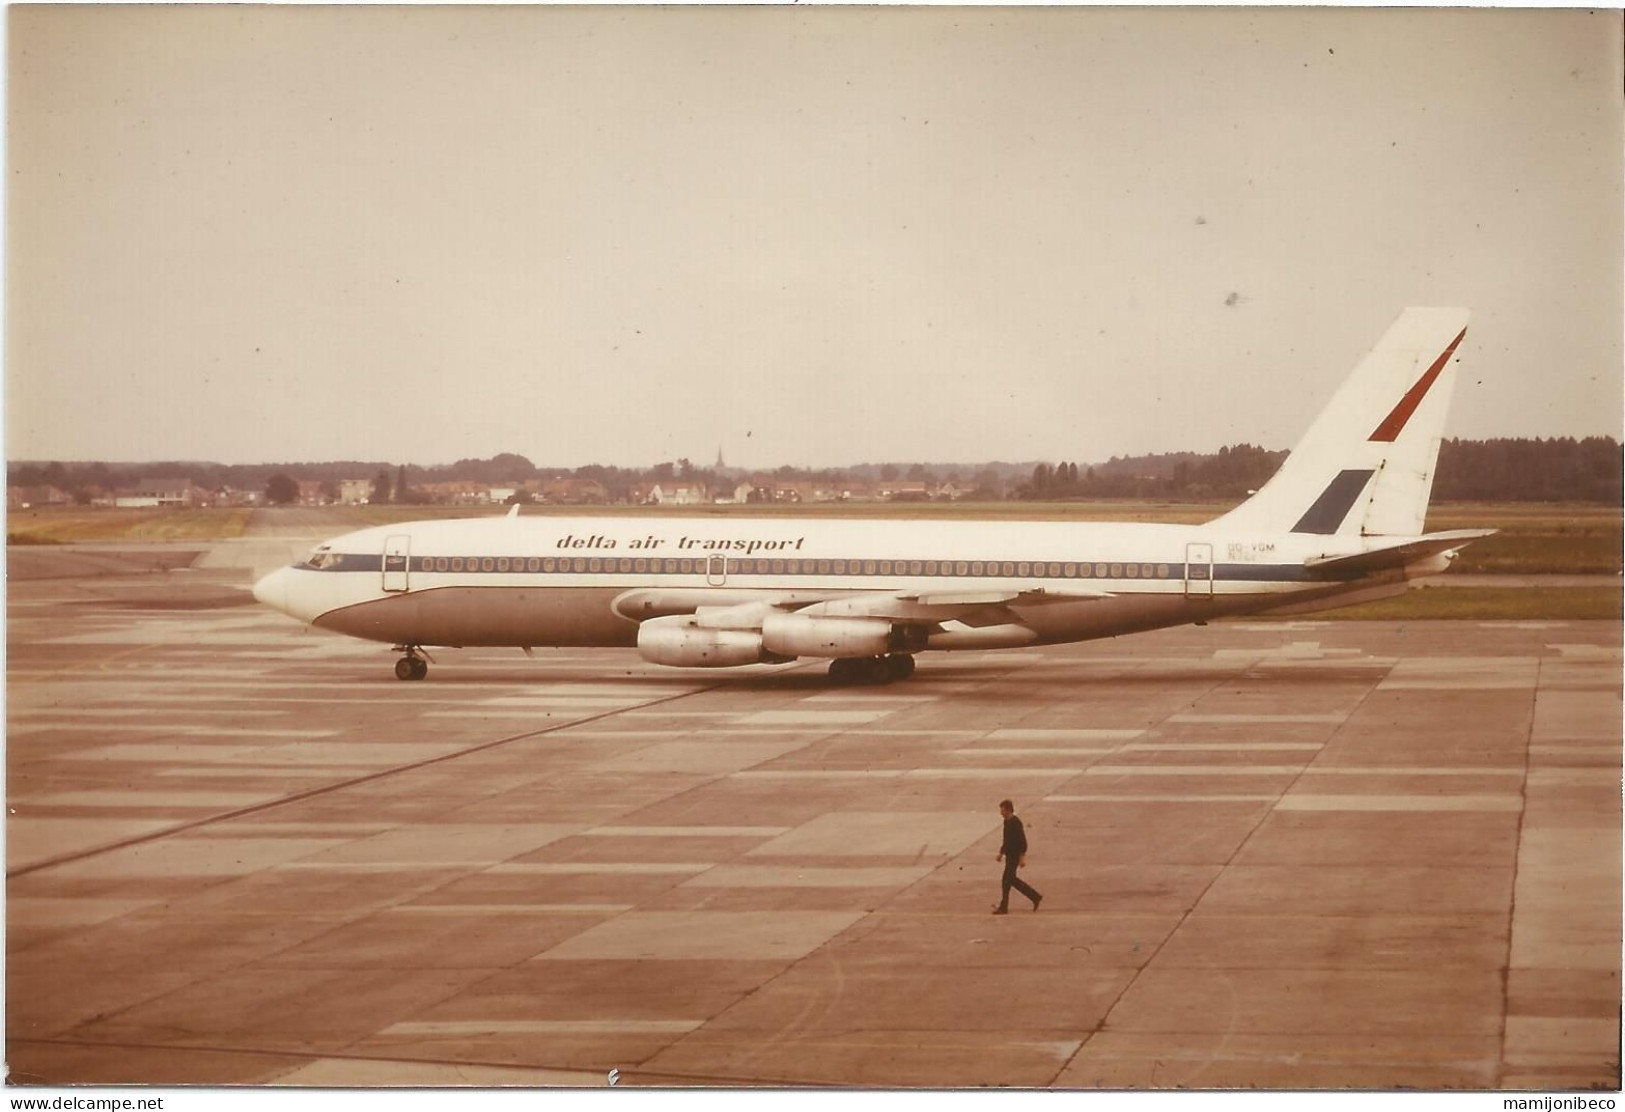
[6,553,1620,1088]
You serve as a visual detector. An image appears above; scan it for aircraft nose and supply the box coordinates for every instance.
[252,566,289,612]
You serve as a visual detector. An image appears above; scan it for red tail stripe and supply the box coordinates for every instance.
[1368,327,1467,442]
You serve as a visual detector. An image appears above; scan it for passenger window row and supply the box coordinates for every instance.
[409,556,1178,579]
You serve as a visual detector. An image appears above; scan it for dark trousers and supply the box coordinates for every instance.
[999,857,1041,909]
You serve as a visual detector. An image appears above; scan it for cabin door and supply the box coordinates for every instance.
[383,534,411,593]
[1184,542,1214,597]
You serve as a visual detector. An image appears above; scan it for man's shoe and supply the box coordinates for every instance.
[1032,894,1043,911]
[991,905,1008,915]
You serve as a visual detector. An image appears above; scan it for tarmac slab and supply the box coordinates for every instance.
[5,562,1620,1089]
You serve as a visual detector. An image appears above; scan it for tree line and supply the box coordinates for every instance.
[1015,444,1291,501]
[1010,438,1621,502]
[9,436,1620,505]
[1430,437,1621,502]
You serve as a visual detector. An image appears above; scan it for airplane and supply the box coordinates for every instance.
[252,307,1493,683]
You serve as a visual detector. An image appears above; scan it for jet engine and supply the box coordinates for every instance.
[636,615,781,667]
[760,613,896,658]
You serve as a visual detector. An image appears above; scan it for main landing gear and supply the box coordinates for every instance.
[393,646,429,681]
[828,654,916,685]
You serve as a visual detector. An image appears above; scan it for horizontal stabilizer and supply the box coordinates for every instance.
[1304,530,1497,578]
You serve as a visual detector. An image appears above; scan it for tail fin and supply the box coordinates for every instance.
[1210,307,1470,538]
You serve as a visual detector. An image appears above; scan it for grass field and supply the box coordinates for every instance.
[1296,586,1621,622]
[6,507,255,544]
[1422,504,1621,575]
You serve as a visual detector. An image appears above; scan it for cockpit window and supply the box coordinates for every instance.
[303,547,339,570]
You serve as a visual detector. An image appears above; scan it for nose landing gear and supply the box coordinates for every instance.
[393,646,429,681]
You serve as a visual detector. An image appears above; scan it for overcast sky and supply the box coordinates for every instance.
[8,6,1622,470]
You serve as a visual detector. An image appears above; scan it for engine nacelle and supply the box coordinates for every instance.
[761,613,893,659]
[636,615,777,668]
[1408,552,1454,578]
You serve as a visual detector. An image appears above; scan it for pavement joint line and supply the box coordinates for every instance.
[7,641,155,685]
[276,861,526,871]
[1046,795,1280,803]
[1081,765,1307,776]
[2,1037,664,1086]
[13,725,342,737]
[1121,743,1325,752]
[4,677,745,880]
[582,825,792,837]
[1272,795,1524,812]
[154,767,401,779]
[1297,767,1524,775]
[489,862,713,874]
[382,1019,706,1035]
[17,707,290,717]
[1496,653,1542,1087]
[951,748,1119,757]
[384,904,636,914]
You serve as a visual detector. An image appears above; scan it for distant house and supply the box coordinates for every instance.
[420,481,494,505]
[339,479,371,505]
[878,480,929,501]
[649,483,708,505]
[541,478,609,505]
[213,486,262,508]
[116,478,193,508]
[7,485,71,510]
[767,478,813,502]
[747,477,844,503]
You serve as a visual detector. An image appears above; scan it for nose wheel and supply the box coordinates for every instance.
[393,648,429,681]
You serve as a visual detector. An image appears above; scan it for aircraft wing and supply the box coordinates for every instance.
[665,586,1113,632]
[1303,529,1497,578]
[802,587,1113,628]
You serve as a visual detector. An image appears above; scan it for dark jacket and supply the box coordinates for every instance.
[1001,815,1028,857]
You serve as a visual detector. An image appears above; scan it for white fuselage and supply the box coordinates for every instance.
[252,513,1427,657]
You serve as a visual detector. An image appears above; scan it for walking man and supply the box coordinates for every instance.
[993,798,1043,914]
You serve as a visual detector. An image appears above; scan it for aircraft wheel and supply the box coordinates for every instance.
[857,657,892,685]
[395,657,428,681]
[885,654,916,680]
[410,658,429,681]
[828,658,856,683]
